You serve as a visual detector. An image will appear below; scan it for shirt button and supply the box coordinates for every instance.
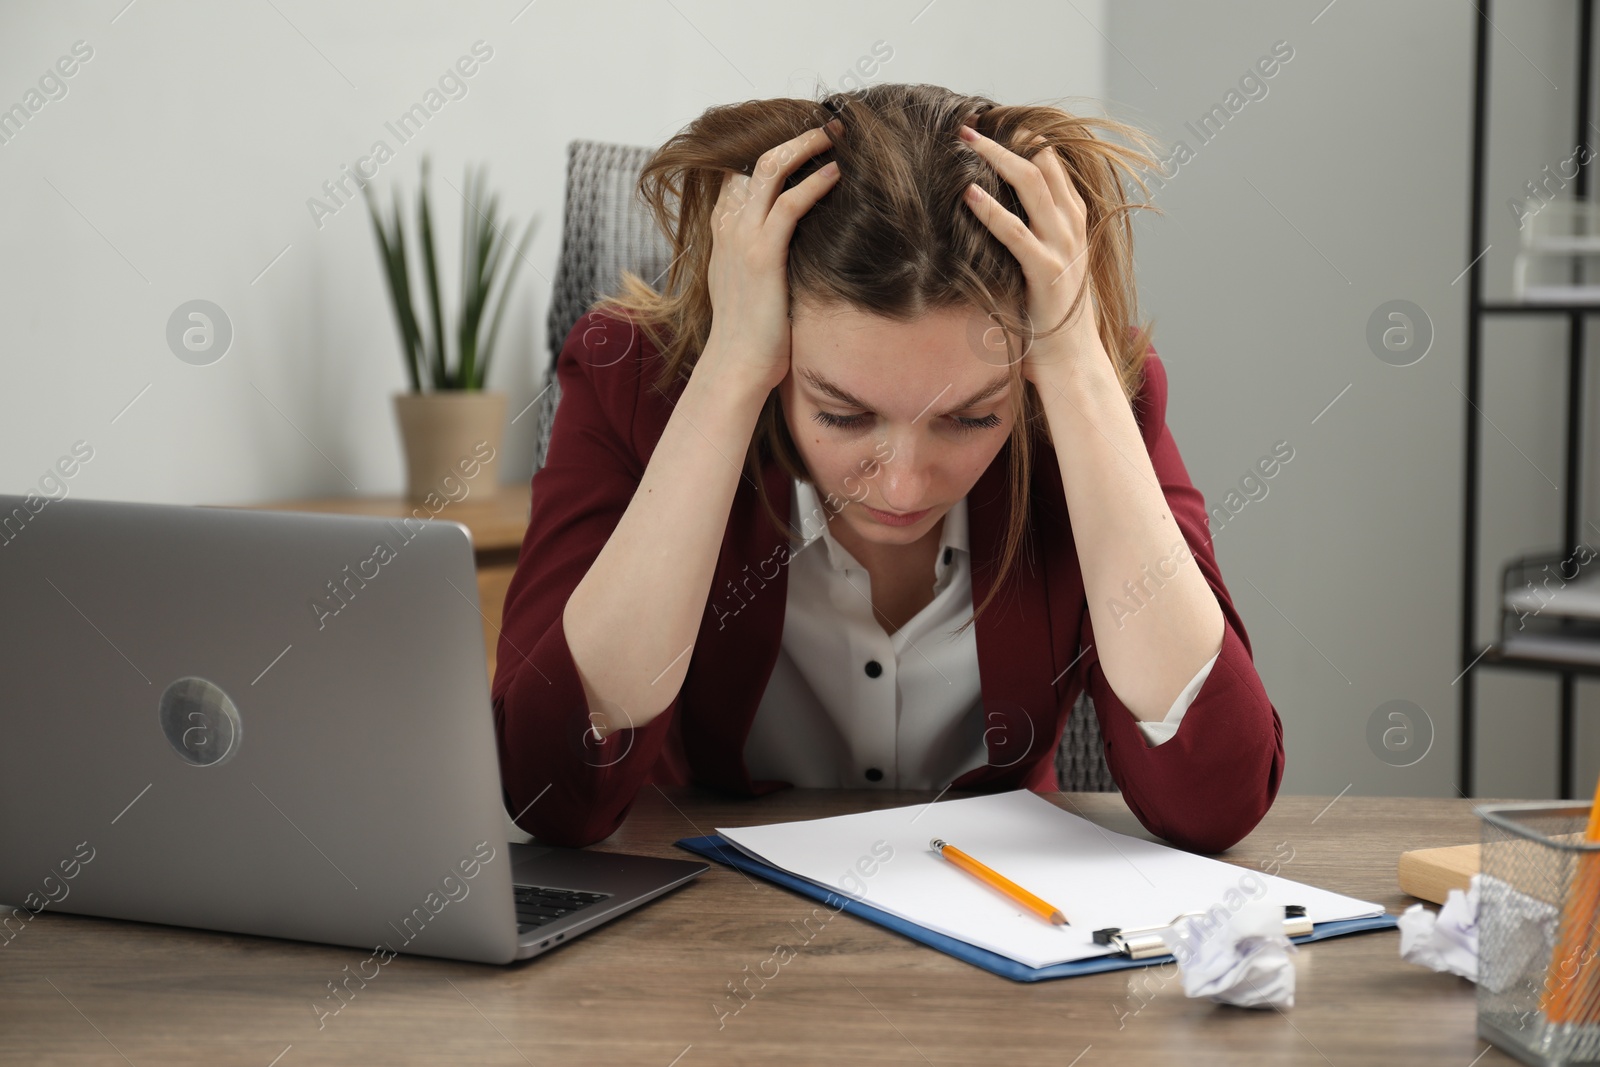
[864,660,883,678]
[865,767,884,782]
[943,547,953,565]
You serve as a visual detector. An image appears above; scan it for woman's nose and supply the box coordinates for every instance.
[874,438,930,511]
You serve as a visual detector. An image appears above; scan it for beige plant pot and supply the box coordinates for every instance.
[392,390,508,505]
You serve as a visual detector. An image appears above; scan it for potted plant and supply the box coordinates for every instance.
[364,153,537,503]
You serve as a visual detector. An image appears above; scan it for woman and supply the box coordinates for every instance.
[491,83,1284,853]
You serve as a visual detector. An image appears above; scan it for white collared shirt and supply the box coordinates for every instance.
[741,478,1219,789]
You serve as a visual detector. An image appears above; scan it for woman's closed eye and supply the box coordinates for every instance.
[811,411,1002,433]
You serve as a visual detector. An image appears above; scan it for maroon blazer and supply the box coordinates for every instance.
[491,310,1285,853]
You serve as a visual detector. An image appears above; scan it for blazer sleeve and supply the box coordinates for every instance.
[1077,349,1286,854]
[490,310,682,848]
[1134,648,1218,747]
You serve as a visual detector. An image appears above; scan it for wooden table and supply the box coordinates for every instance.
[238,485,530,681]
[2,789,1509,1066]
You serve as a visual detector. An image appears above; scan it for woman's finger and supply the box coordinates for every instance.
[964,175,1048,277]
[1014,130,1091,291]
[1016,125,1082,224]
[714,171,758,232]
[769,160,841,227]
[960,123,1063,251]
[748,125,838,218]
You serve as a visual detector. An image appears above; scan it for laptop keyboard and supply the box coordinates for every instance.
[513,884,610,935]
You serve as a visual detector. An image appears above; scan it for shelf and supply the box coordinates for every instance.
[1527,236,1600,253]
[1505,576,1600,619]
[1480,301,1600,314]
[1517,288,1600,304]
[1478,637,1600,676]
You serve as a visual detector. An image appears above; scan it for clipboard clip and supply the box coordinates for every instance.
[1092,904,1311,959]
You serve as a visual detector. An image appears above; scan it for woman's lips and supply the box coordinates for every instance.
[861,503,932,526]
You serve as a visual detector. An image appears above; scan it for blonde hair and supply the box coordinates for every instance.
[594,82,1165,630]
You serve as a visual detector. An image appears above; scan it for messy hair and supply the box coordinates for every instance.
[592,81,1164,630]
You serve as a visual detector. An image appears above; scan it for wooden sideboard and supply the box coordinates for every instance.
[241,484,530,683]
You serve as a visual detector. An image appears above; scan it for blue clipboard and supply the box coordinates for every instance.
[676,832,1400,983]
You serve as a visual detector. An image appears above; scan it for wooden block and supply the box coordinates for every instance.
[1398,843,1480,905]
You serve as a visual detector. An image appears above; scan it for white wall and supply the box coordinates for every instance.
[0,0,1104,507]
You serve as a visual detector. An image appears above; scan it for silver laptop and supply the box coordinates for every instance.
[0,493,706,965]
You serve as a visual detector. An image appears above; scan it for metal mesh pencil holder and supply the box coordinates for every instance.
[1477,802,1600,1067]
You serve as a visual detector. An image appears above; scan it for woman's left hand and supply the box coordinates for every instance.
[958,122,1106,385]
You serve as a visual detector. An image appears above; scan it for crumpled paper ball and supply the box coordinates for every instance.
[1157,900,1298,1009]
[1398,875,1479,982]
[1400,873,1561,993]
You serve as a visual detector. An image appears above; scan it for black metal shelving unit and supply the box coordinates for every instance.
[1461,0,1596,798]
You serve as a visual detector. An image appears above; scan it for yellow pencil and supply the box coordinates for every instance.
[1542,773,1600,1024]
[930,838,1069,926]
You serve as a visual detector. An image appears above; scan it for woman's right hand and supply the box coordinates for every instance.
[701,121,842,396]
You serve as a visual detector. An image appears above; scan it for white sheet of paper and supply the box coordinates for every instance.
[717,790,1387,970]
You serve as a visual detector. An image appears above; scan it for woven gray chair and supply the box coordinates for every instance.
[531,141,676,473]
[530,138,1116,793]
[1056,688,1117,792]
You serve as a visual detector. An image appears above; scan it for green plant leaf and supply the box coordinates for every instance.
[462,190,499,390]
[458,163,476,389]
[363,189,419,393]
[417,154,449,391]
[365,182,426,394]
[458,167,489,392]
[479,213,538,390]
[363,156,535,396]
[461,169,473,283]
[389,194,427,390]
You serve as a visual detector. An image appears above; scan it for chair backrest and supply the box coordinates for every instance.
[531,138,1117,793]
[532,140,676,472]
[1056,688,1118,792]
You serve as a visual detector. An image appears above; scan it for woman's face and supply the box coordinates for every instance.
[780,301,1016,552]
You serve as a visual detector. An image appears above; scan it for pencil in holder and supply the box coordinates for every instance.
[1477,801,1600,1066]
